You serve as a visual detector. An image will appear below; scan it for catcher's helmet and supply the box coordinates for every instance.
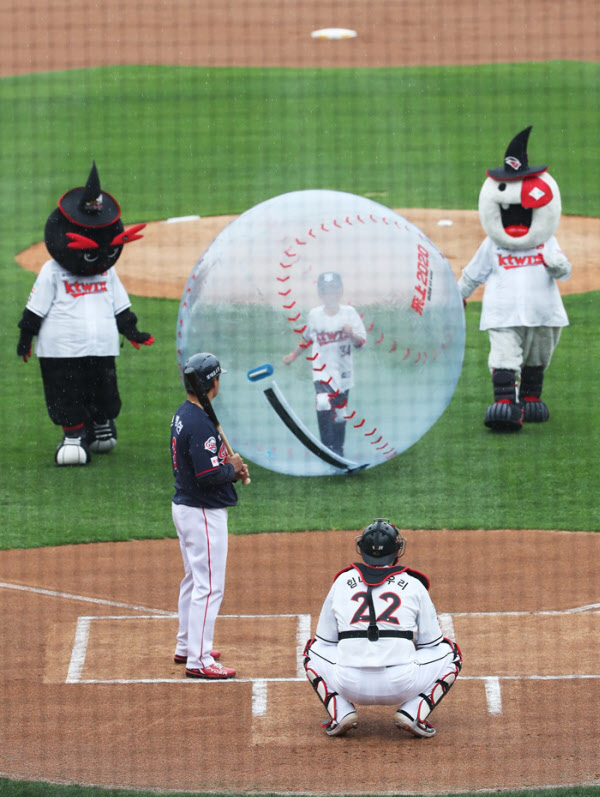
[317,271,343,294]
[355,518,406,566]
[183,352,227,392]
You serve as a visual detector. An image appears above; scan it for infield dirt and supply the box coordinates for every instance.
[16,209,600,301]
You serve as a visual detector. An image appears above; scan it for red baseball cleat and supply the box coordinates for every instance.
[185,663,236,679]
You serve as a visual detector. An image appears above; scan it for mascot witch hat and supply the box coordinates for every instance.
[58,161,121,227]
[44,162,145,277]
[486,126,547,181]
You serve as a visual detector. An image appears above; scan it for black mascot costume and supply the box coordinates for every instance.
[17,162,154,465]
[458,126,571,432]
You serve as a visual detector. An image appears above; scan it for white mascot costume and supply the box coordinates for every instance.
[458,126,571,431]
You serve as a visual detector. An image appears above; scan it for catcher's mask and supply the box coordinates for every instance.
[183,352,227,393]
[355,518,406,566]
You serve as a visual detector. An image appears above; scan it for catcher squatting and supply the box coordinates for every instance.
[304,518,462,738]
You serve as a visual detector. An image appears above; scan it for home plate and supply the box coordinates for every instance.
[311,28,357,39]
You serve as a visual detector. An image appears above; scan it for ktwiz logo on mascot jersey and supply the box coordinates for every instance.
[497,252,544,269]
[63,279,108,298]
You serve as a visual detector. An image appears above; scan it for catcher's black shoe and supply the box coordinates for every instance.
[484,400,523,431]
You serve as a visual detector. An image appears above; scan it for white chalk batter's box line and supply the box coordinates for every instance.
[64,610,600,718]
[66,612,311,683]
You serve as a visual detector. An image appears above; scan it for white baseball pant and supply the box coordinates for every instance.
[172,504,229,669]
[306,642,458,721]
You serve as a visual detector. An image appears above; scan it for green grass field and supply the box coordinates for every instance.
[0,62,599,797]
[2,286,598,549]
[1,62,599,548]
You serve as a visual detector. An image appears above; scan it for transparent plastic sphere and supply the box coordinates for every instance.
[177,190,465,476]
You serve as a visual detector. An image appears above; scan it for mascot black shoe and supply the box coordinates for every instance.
[17,162,154,465]
[457,127,571,432]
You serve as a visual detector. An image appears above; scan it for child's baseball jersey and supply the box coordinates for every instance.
[303,305,366,392]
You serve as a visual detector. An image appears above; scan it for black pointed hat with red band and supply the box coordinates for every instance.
[486,126,547,181]
[58,161,121,228]
[45,162,144,276]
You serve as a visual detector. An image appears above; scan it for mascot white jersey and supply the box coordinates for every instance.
[458,126,571,431]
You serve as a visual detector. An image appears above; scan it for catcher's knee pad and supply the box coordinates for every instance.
[444,637,463,671]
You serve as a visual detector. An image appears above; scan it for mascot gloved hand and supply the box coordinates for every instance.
[457,127,571,431]
[16,162,153,466]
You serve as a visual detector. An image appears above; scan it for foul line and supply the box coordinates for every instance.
[450,605,600,616]
[0,581,172,615]
[2,580,597,617]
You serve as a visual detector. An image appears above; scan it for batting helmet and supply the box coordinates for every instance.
[183,352,227,392]
[317,271,343,294]
[355,518,406,566]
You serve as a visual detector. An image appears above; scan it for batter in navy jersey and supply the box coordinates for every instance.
[170,352,248,680]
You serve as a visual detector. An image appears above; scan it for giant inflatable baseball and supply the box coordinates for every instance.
[17,163,154,465]
[458,127,571,431]
[177,190,465,476]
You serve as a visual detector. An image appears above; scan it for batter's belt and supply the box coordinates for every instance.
[338,630,414,641]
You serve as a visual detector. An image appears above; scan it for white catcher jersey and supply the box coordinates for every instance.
[313,564,443,668]
[462,236,570,330]
[303,305,366,392]
[26,259,131,357]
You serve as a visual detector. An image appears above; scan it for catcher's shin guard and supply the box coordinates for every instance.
[484,369,523,431]
[305,665,342,726]
[303,639,357,736]
[520,366,550,422]
[396,638,462,737]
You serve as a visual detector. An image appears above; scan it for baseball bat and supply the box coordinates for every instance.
[185,369,251,485]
